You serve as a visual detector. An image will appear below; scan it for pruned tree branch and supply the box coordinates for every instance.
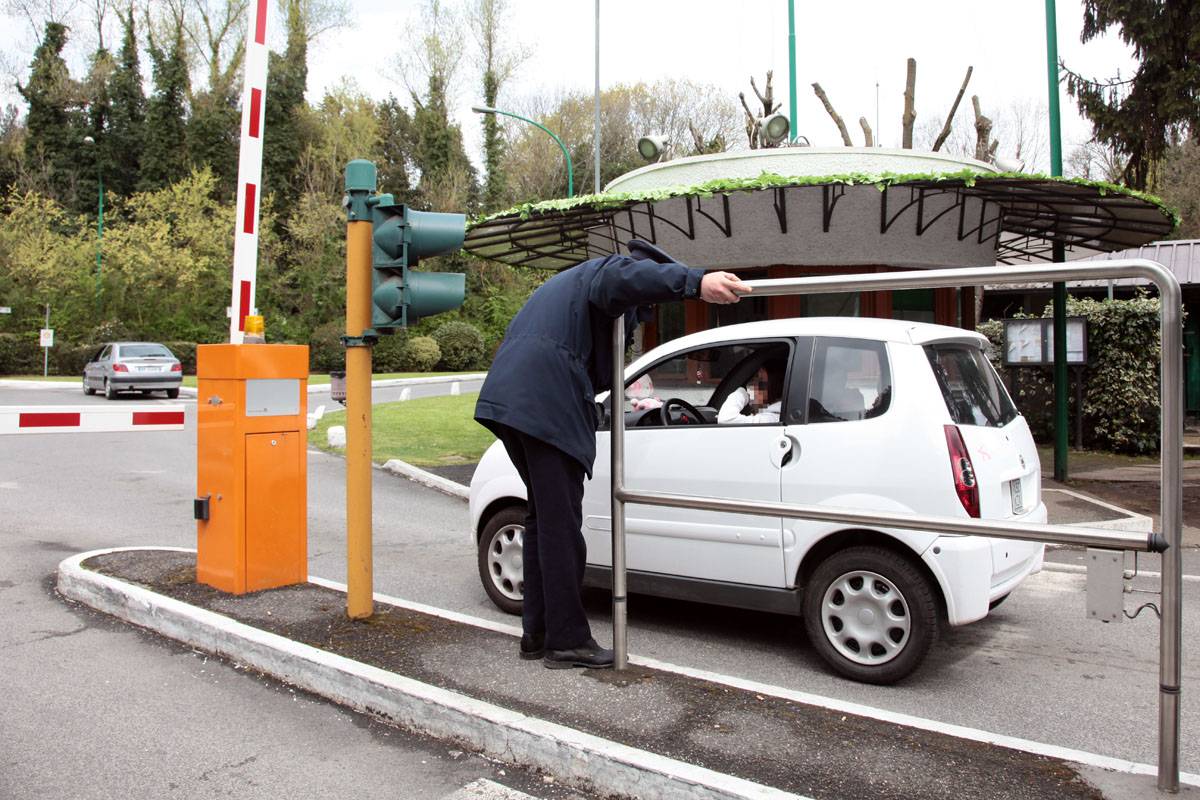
[932,65,972,152]
[811,82,852,146]
[902,57,917,149]
[972,95,994,162]
[738,91,759,149]
[859,116,874,147]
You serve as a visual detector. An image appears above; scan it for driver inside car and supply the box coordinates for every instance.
[717,360,785,424]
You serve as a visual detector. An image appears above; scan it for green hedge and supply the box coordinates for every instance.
[979,294,1167,454]
[0,333,41,374]
[403,336,441,371]
[433,320,485,370]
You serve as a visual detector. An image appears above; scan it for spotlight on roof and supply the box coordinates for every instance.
[992,155,1025,173]
[637,134,668,162]
[760,113,790,145]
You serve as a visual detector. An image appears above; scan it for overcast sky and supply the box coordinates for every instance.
[3,0,1136,177]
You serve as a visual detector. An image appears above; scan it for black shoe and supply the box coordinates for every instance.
[519,634,545,661]
[543,638,614,670]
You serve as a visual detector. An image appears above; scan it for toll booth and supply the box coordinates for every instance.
[195,344,309,594]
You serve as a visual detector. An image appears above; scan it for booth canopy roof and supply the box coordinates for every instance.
[463,170,1178,269]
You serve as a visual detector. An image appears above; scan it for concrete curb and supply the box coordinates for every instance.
[307,373,487,393]
[57,547,802,800]
[381,459,470,499]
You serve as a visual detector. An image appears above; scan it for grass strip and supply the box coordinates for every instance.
[309,392,495,467]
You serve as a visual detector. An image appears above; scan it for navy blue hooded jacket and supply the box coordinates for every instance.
[475,245,703,477]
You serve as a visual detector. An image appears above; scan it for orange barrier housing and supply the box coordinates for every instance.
[196,344,309,594]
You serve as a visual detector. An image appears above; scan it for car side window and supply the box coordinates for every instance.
[99,345,112,361]
[620,341,791,428]
[808,338,891,423]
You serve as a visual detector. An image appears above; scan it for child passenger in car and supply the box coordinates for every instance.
[717,362,784,424]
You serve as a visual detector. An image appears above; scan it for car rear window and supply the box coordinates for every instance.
[119,344,173,358]
[925,344,1018,427]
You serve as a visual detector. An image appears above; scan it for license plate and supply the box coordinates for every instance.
[138,366,160,373]
[1010,477,1024,514]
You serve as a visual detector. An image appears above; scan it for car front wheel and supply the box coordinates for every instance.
[477,505,526,616]
[82,376,95,396]
[803,546,938,685]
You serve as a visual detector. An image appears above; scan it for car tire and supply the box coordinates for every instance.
[803,545,938,685]
[82,377,95,396]
[477,505,526,616]
[104,379,116,400]
[166,388,179,399]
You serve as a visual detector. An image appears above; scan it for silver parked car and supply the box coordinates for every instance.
[83,342,183,399]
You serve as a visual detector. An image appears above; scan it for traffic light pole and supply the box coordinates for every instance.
[345,161,377,620]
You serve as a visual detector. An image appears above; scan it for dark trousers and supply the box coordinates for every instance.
[492,425,591,650]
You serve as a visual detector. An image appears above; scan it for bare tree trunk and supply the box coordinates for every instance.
[932,65,973,152]
[972,95,994,162]
[811,83,853,146]
[902,57,917,149]
[859,117,874,147]
[738,92,759,149]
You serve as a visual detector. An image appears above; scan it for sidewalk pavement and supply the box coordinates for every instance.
[59,548,1191,800]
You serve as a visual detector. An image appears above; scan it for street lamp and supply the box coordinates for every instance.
[82,135,104,303]
[471,105,574,198]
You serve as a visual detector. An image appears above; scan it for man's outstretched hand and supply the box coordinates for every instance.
[700,271,751,304]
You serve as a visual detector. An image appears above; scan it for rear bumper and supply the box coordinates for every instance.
[922,502,1048,626]
[111,375,181,390]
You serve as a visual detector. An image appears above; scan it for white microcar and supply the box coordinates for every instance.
[469,317,1045,684]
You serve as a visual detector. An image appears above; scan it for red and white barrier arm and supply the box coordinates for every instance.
[0,406,186,435]
[228,0,271,344]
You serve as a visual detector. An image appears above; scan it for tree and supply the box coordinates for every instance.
[502,80,738,204]
[105,3,145,199]
[1157,139,1200,240]
[375,94,416,204]
[0,105,23,193]
[469,0,526,211]
[17,22,85,204]
[262,0,309,203]
[141,6,191,190]
[76,43,115,216]
[1063,1,1200,190]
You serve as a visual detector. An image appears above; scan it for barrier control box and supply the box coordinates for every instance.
[196,344,309,594]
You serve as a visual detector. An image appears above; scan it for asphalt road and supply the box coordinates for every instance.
[2,383,1196,790]
[0,385,582,800]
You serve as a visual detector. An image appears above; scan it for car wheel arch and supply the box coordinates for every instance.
[795,529,948,622]
[476,497,527,542]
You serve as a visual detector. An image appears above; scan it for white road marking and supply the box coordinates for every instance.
[306,572,1200,788]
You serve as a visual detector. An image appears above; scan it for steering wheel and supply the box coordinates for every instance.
[658,398,706,427]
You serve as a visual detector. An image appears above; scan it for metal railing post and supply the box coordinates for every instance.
[604,259,1181,788]
[611,314,628,670]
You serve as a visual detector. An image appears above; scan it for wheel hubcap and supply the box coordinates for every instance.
[821,569,910,666]
[487,524,524,601]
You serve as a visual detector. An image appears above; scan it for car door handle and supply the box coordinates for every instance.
[770,435,797,468]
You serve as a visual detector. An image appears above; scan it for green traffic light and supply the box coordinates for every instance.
[369,200,466,330]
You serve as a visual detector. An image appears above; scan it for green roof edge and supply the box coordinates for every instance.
[471,168,1180,232]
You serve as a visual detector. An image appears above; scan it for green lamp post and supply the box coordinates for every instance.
[472,105,574,198]
[82,135,104,303]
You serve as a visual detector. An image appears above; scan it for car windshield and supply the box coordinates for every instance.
[925,344,1018,427]
[120,344,173,358]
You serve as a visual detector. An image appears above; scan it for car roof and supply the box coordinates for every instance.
[635,317,986,367]
[112,341,169,347]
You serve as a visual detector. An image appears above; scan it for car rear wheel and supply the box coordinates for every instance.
[82,377,95,396]
[104,379,116,400]
[803,546,938,685]
[477,505,526,616]
[166,388,179,399]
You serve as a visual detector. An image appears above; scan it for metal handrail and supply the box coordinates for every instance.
[609,258,1182,791]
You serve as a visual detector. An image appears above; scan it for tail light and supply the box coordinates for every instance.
[170,363,182,372]
[943,424,980,518]
[112,362,129,373]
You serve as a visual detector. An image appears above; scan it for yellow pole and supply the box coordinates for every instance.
[345,217,374,619]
